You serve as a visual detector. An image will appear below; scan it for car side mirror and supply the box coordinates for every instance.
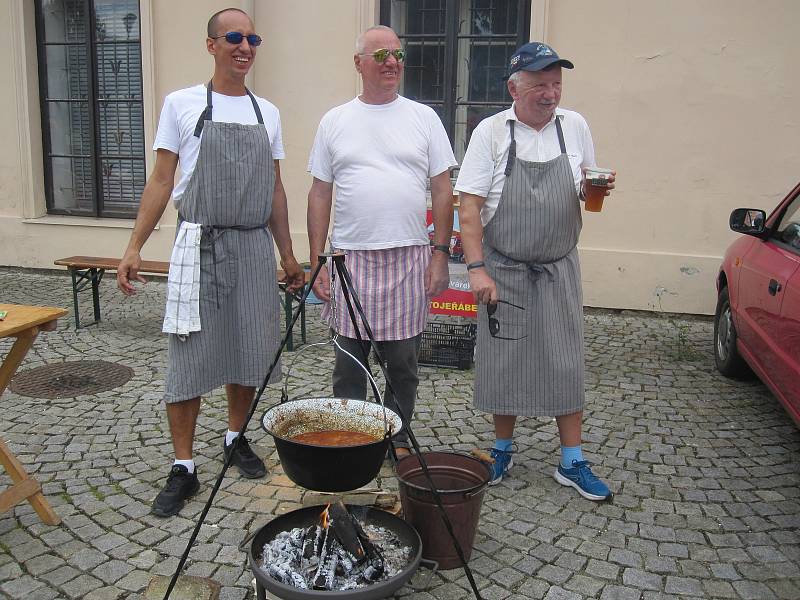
[729,208,766,236]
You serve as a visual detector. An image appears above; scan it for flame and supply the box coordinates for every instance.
[320,503,330,529]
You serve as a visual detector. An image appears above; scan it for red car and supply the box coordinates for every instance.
[715,181,800,425]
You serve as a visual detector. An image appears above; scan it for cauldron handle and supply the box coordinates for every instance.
[279,340,334,403]
[277,336,392,436]
[408,558,439,593]
[331,336,390,435]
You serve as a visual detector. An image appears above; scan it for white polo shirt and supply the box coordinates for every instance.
[455,105,596,224]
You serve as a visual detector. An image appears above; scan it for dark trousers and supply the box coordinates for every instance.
[332,334,422,447]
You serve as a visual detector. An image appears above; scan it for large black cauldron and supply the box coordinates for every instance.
[248,504,422,600]
[261,398,403,492]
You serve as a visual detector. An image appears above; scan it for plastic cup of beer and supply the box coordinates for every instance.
[584,167,613,212]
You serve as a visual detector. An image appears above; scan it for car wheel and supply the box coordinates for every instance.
[713,286,752,378]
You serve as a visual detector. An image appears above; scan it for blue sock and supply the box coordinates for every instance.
[494,438,513,452]
[561,445,584,469]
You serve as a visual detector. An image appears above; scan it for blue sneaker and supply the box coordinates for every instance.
[554,460,612,501]
[488,448,513,485]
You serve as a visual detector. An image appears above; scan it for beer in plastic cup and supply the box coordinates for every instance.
[584,167,613,212]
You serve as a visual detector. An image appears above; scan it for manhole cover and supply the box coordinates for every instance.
[10,360,134,399]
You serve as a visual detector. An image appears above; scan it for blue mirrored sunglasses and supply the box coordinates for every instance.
[211,32,262,47]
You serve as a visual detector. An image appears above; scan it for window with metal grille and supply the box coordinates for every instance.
[380,0,530,164]
[35,0,145,218]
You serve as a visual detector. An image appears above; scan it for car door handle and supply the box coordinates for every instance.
[768,279,782,295]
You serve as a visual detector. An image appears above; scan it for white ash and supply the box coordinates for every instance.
[260,522,412,590]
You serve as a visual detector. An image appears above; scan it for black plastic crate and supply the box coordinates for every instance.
[419,322,477,369]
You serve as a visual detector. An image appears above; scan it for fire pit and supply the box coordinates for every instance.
[248,504,422,600]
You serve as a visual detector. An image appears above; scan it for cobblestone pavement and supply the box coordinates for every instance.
[1,267,799,600]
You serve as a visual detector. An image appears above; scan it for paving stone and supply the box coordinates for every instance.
[0,575,44,598]
[732,580,779,600]
[665,576,704,596]
[599,585,643,600]
[622,567,663,590]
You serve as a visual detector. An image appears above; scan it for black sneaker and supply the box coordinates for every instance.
[224,435,267,479]
[151,464,200,517]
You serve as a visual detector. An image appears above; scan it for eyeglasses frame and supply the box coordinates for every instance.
[210,32,263,47]
[358,48,406,63]
[486,300,527,341]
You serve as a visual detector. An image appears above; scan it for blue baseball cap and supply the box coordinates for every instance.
[507,42,574,77]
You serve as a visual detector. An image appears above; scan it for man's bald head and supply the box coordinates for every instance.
[207,8,251,37]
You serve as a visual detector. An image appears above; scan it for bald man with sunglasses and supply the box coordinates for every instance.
[307,26,457,454]
[117,8,303,517]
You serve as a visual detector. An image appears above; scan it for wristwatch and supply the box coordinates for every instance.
[432,244,450,256]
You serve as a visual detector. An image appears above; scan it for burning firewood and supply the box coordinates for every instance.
[328,501,367,564]
[312,526,338,590]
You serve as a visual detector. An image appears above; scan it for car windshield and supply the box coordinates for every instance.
[775,195,800,250]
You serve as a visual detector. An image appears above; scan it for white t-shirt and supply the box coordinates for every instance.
[153,84,285,200]
[308,95,457,250]
[455,105,596,225]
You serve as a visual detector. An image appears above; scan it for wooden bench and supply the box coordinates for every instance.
[54,255,308,350]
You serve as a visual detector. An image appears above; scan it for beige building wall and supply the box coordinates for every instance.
[538,0,800,314]
[0,0,798,316]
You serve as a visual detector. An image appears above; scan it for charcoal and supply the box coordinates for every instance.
[313,550,338,589]
[302,525,317,559]
[289,527,305,548]
[267,563,292,585]
[288,571,308,589]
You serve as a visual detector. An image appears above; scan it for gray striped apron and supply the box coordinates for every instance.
[164,82,281,403]
[474,117,585,416]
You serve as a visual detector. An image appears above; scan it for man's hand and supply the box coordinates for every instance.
[117,250,146,296]
[468,268,498,305]
[280,257,306,294]
[311,264,331,302]
[425,252,450,298]
[581,168,617,196]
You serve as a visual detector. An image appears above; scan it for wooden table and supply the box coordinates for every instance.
[0,303,67,525]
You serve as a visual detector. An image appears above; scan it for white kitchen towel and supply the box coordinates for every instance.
[162,221,202,336]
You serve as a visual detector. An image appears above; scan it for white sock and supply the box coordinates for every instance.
[225,430,240,446]
[174,459,195,474]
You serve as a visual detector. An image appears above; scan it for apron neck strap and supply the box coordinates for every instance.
[245,88,265,125]
[504,120,517,176]
[504,115,567,176]
[555,115,566,154]
[193,80,265,138]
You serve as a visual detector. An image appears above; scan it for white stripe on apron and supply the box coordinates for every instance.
[164,83,281,403]
[474,117,585,416]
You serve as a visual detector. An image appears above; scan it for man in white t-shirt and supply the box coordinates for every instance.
[116,8,303,517]
[307,26,457,454]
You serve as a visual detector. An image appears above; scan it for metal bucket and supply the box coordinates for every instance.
[395,451,490,570]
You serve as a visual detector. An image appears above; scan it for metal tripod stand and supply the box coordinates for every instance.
[163,252,484,600]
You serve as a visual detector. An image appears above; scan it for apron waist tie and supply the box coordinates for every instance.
[488,248,566,283]
[201,224,267,308]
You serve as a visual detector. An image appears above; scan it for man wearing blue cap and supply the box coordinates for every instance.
[455,42,615,500]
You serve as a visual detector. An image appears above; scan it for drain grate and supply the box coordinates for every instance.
[10,360,134,399]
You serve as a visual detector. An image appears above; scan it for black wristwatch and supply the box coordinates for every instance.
[432,244,450,256]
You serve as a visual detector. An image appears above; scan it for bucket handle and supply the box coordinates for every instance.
[408,558,439,593]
